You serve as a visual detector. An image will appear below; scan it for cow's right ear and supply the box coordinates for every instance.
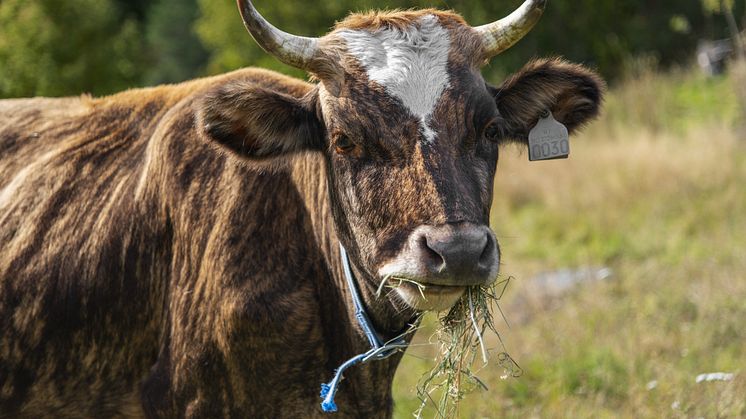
[197,80,324,159]
[490,58,605,142]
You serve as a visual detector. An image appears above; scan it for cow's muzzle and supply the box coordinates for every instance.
[378,222,499,310]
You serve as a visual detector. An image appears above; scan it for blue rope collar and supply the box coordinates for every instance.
[319,244,413,413]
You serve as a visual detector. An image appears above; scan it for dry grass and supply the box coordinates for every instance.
[413,281,525,419]
[393,68,746,418]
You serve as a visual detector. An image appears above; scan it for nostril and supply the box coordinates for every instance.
[419,235,446,272]
[479,234,497,267]
[478,234,495,266]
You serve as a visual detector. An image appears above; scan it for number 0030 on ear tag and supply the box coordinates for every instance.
[528,112,570,161]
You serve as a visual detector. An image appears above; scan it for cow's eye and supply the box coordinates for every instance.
[334,135,356,154]
[484,120,500,142]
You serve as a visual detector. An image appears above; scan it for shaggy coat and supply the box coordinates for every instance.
[0,9,603,418]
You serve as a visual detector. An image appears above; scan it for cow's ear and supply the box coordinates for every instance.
[491,58,605,142]
[197,80,324,159]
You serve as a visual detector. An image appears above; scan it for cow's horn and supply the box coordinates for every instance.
[475,0,547,59]
[237,0,321,71]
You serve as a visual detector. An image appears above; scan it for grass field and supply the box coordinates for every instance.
[392,66,746,418]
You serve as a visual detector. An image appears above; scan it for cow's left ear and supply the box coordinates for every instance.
[197,79,324,160]
[490,58,605,142]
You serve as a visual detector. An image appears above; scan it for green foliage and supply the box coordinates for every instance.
[495,0,741,80]
[145,0,208,85]
[702,0,736,13]
[194,0,744,84]
[0,0,145,98]
[1,0,744,97]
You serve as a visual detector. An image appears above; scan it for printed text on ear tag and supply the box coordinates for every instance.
[528,112,570,161]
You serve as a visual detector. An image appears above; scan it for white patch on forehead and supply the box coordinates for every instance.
[338,15,451,142]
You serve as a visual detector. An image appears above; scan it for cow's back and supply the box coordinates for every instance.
[0,75,232,416]
[0,89,183,417]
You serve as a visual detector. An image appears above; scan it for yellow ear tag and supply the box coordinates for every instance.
[528,111,569,161]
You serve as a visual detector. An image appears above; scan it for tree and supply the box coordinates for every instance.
[145,0,209,85]
[195,0,743,84]
[2,0,744,98]
[0,0,145,98]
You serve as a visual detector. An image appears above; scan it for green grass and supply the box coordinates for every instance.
[392,67,746,418]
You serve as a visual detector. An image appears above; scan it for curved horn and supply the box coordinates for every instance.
[236,0,320,70]
[475,0,547,59]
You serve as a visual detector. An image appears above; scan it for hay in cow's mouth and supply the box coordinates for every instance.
[414,278,521,418]
[376,275,428,300]
[378,275,522,418]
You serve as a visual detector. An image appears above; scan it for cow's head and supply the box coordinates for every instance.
[200,0,604,311]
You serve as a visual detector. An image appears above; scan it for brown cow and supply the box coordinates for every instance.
[0,0,603,417]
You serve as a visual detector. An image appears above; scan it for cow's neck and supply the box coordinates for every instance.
[290,153,417,336]
[289,153,418,411]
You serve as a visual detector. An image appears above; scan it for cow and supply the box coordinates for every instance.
[0,0,603,417]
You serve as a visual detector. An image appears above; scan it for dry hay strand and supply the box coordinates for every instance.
[379,275,521,418]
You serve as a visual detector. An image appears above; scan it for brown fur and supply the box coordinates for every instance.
[0,69,391,418]
[334,9,467,31]
[0,8,604,419]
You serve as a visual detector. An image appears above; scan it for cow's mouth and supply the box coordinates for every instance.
[383,279,466,311]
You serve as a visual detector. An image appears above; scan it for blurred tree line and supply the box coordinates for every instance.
[0,0,743,98]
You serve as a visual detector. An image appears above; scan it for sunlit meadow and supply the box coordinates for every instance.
[393,65,746,418]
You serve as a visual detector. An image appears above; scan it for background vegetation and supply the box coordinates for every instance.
[0,0,744,97]
[394,64,746,418]
[1,0,744,417]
